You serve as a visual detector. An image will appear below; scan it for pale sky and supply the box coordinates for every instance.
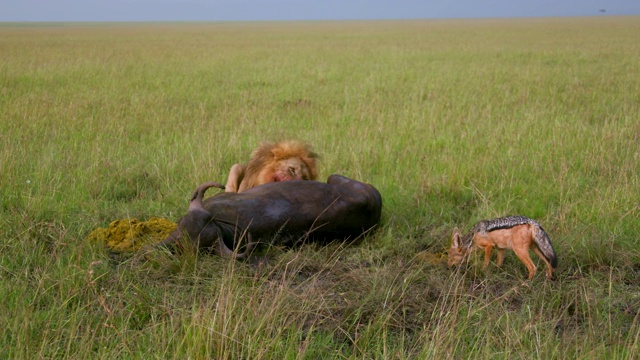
[0,0,638,22]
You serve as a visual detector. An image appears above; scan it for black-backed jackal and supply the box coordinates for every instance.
[448,216,558,279]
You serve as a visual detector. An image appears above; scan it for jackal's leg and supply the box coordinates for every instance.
[496,249,505,267]
[512,247,536,279]
[532,247,554,279]
[482,245,493,269]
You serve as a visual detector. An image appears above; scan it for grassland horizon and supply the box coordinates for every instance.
[1,17,638,358]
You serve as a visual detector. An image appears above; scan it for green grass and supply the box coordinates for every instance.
[1,17,639,358]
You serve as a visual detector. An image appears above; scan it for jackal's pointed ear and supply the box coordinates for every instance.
[451,227,462,248]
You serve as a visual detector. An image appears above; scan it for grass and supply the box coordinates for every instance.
[1,16,639,358]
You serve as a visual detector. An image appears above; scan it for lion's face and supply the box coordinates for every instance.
[272,157,313,182]
[227,140,318,193]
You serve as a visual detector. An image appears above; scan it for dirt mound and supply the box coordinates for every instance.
[86,217,177,252]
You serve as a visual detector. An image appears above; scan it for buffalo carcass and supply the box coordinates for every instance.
[155,174,382,258]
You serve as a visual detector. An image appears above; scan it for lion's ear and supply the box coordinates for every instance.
[251,142,275,161]
[270,146,285,160]
[303,156,318,179]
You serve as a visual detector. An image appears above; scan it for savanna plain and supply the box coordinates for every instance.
[1,17,639,359]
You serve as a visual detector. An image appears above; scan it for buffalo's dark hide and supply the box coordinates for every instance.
[156,174,382,258]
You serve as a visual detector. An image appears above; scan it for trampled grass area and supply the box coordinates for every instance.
[1,17,639,358]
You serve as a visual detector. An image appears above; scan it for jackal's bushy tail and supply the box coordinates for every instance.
[532,223,558,268]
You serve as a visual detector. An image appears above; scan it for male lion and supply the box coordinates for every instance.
[225,140,318,193]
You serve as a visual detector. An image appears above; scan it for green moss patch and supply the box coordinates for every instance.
[86,217,177,252]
